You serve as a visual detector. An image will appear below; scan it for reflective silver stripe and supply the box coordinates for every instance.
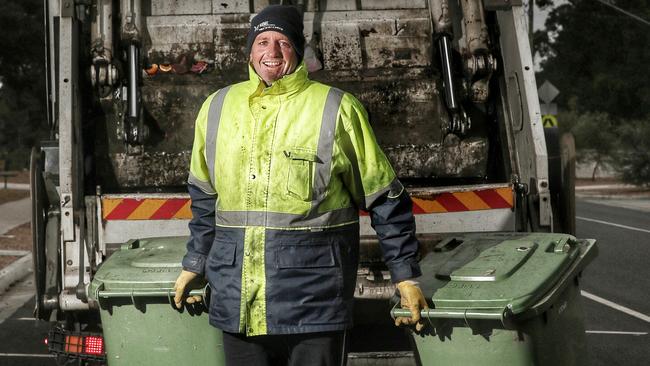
[216,207,358,228]
[386,178,405,198]
[365,178,404,208]
[187,172,217,196]
[206,86,232,189]
[311,87,344,205]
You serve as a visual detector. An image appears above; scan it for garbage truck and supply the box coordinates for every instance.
[31,0,596,365]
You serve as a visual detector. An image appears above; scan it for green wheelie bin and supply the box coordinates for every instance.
[392,232,597,366]
[89,236,225,366]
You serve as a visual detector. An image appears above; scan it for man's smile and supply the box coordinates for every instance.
[262,60,283,67]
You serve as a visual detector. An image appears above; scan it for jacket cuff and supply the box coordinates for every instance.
[388,259,422,283]
[187,172,216,196]
[365,178,403,210]
[182,252,207,275]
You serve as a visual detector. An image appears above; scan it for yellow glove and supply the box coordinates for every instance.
[395,280,429,332]
[173,270,204,309]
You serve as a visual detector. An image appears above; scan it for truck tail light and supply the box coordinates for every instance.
[64,335,83,353]
[46,327,106,362]
[84,335,104,355]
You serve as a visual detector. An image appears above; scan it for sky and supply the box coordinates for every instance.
[530,0,569,71]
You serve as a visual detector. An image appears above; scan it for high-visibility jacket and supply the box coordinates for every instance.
[183,62,420,336]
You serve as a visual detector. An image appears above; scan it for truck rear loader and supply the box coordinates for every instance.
[31,1,593,365]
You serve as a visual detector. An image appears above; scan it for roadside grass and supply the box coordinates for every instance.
[0,223,31,269]
[6,170,29,184]
[0,189,29,205]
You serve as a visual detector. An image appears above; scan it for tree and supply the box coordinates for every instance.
[558,110,617,180]
[0,0,47,169]
[535,0,649,120]
[535,0,650,185]
[612,120,650,187]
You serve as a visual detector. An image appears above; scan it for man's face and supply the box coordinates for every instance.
[250,31,298,85]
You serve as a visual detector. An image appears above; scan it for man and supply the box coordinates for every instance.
[174,5,427,365]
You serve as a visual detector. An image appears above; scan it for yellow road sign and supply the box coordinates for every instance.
[542,114,558,128]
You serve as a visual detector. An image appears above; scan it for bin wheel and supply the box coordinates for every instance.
[30,147,50,320]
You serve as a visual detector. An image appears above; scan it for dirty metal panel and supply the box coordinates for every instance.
[322,75,488,179]
[320,23,363,70]
[316,0,426,11]
[106,151,192,188]
[145,15,217,64]
[146,10,432,75]
[140,81,216,150]
[212,0,251,14]
[252,1,273,13]
[307,10,432,72]
[213,21,251,75]
[94,81,220,191]
[360,233,446,263]
[358,18,431,69]
[359,0,426,10]
[337,78,444,148]
[385,137,489,178]
[317,0,356,11]
[146,15,216,44]
[150,0,212,15]
[145,13,250,76]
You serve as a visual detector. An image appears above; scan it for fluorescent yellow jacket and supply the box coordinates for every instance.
[183,62,420,336]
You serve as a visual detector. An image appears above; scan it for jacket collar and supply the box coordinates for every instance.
[247,61,309,97]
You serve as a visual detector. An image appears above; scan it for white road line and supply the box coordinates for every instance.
[581,291,650,323]
[0,250,29,256]
[0,353,54,358]
[576,216,650,234]
[586,330,647,336]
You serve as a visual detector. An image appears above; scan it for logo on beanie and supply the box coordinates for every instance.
[254,21,284,33]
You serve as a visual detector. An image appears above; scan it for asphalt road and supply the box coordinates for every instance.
[0,277,56,366]
[0,198,647,365]
[576,200,649,366]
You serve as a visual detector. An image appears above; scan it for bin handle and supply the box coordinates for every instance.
[390,307,507,321]
[166,288,208,308]
[167,290,174,307]
[96,287,206,300]
[390,301,438,329]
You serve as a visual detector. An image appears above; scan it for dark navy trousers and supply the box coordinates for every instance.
[222,331,346,366]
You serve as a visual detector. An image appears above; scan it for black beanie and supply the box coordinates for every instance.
[246,5,305,60]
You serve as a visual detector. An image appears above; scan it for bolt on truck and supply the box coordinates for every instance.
[31,0,594,365]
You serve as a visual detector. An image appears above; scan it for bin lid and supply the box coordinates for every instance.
[418,232,587,316]
[90,237,188,292]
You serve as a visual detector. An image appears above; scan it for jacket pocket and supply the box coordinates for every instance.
[208,236,236,266]
[277,243,336,269]
[275,241,342,300]
[285,148,319,201]
[206,232,242,328]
